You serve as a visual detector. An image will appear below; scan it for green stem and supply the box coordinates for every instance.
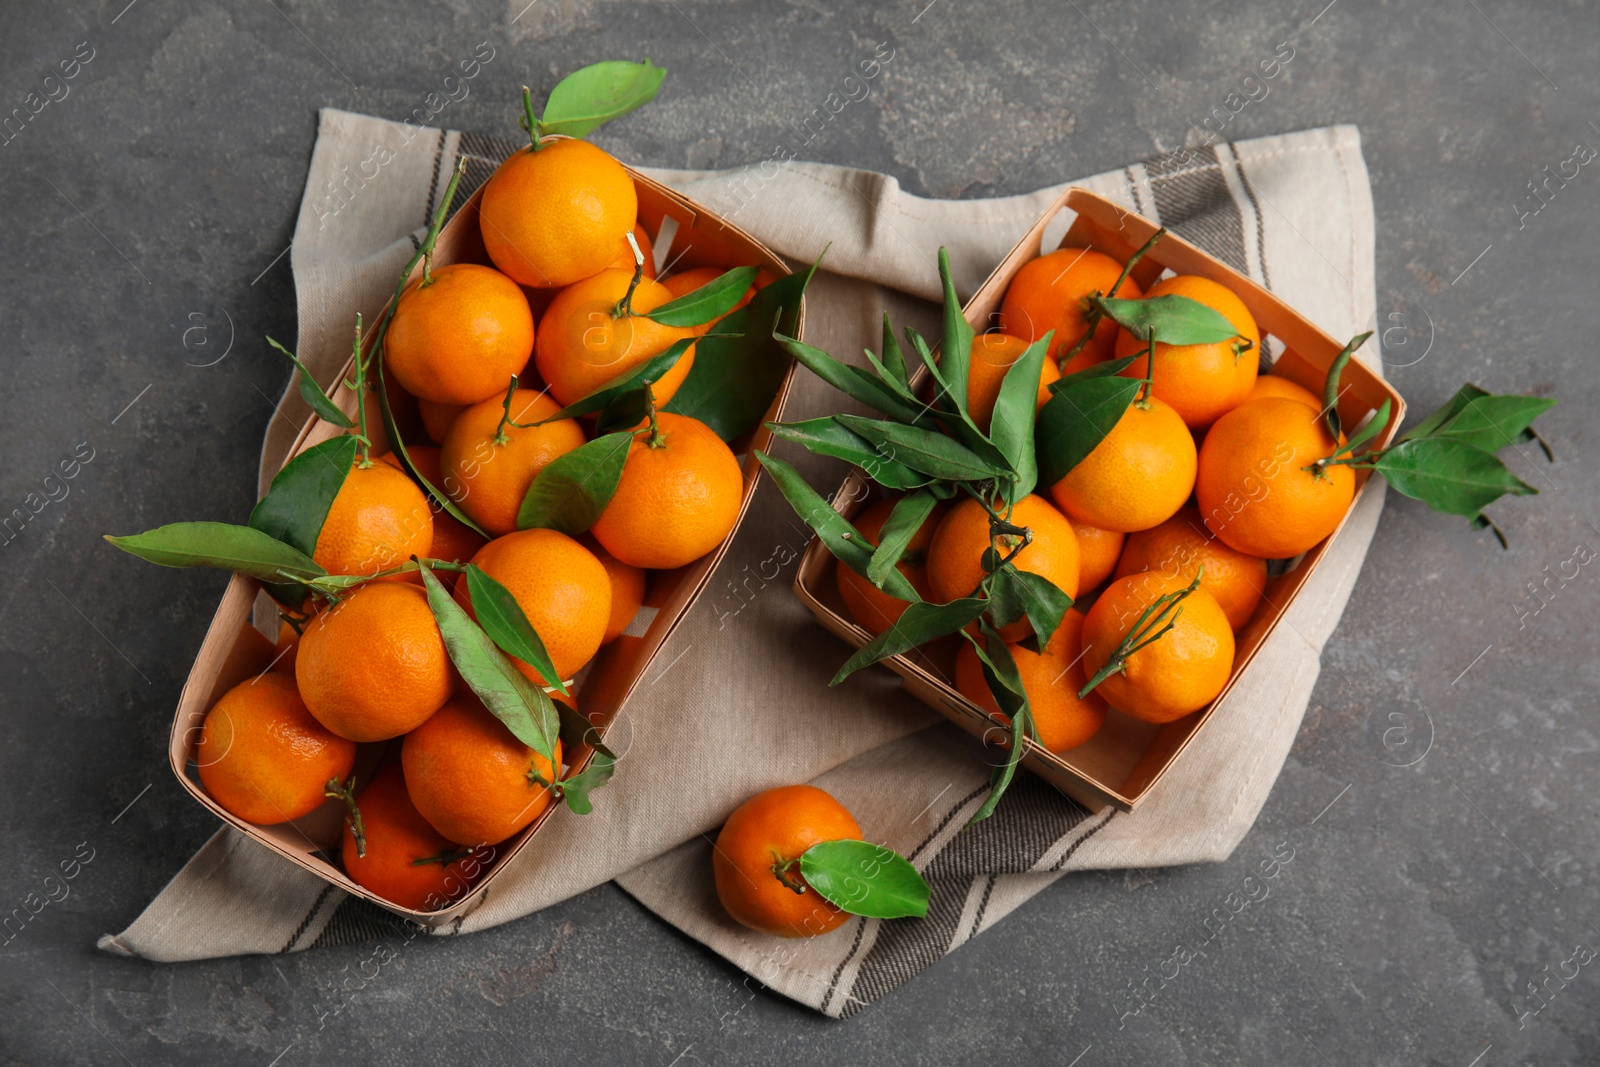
[344,314,374,468]
[1078,569,1203,699]
[640,382,666,448]
[366,158,467,373]
[1109,226,1165,298]
[520,85,542,152]
[1054,227,1167,370]
[412,846,475,868]
[1136,333,1156,408]
[493,374,521,445]
[325,776,366,858]
[771,855,807,895]
[612,233,646,319]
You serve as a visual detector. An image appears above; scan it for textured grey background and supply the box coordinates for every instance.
[2,1,1597,1063]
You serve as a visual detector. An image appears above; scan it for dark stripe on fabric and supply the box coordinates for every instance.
[456,130,519,211]
[280,885,336,953]
[968,874,999,935]
[1144,144,1248,275]
[840,777,1091,1016]
[1124,165,1146,219]
[1049,807,1116,871]
[1222,140,1271,290]
[309,896,414,949]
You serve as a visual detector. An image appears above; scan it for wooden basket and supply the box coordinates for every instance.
[167,160,803,924]
[792,187,1401,813]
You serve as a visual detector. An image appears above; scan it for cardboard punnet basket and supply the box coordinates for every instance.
[167,158,804,925]
[793,186,1402,814]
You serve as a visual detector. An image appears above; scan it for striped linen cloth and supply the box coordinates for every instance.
[100,113,1385,1018]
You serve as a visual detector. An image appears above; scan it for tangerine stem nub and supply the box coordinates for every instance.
[1136,334,1156,408]
[325,775,367,858]
[348,314,374,468]
[1078,567,1203,699]
[771,855,808,895]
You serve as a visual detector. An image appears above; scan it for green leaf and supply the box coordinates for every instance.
[418,561,559,763]
[798,839,930,919]
[646,267,758,328]
[990,566,1072,648]
[866,491,937,588]
[830,596,988,685]
[764,418,932,491]
[663,259,818,440]
[773,332,926,425]
[539,59,666,138]
[559,752,616,815]
[1094,294,1241,345]
[937,248,974,420]
[836,414,1006,482]
[754,452,920,603]
[375,353,488,538]
[879,313,909,387]
[464,564,568,697]
[541,339,695,422]
[908,327,1014,472]
[593,387,652,436]
[1035,375,1143,487]
[248,435,357,559]
[267,337,355,429]
[516,431,632,536]
[1320,332,1372,439]
[556,701,616,760]
[1374,437,1536,518]
[967,624,1030,825]
[988,334,1050,503]
[1051,354,1140,387]
[1434,395,1558,454]
[105,522,327,583]
[1400,383,1485,443]
[1340,397,1392,459]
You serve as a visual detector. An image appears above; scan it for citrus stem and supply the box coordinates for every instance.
[412,846,475,868]
[1136,334,1156,408]
[367,158,466,370]
[1054,227,1167,370]
[1078,568,1203,699]
[344,314,374,468]
[612,233,647,319]
[640,381,666,448]
[492,374,521,445]
[325,776,366,858]
[520,85,542,152]
[1110,226,1166,298]
[771,855,808,895]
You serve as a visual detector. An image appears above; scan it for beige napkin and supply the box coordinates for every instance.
[101,113,1384,1018]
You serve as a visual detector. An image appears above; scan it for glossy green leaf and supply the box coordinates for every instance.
[764,418,931,491]
[1320,332,1372,439]
[909,327,1013,472]
[464,564,568,697]
[830,595,988,685]
[559,752,616,815]
[967,624,1031,825]
[995,566,1072,648]
[937,247,974,420]
[836,415,1005,482]
[798,839,930,919]
[247,435,357,560]
[754,452,921,603]
[1375,437,1536,517]
[516,431,632,535]
[879,313,909,387]
[774,332,926,425]
[1340,397,1392,458]
[664,260,817,440]
[540,339,694,422]
[539,60,666,137]
[1401,383,1487,442]
[593,387,652,436]
[418,561,559,763]
[105,522,327,583]
[556,701,616,760]
[375,352,488,537]
[866,491,937,588]
[1433,395,1557,454]
[267,337,355,430]
[987,334,1051,503]
[646,267,758,327]
[1035,375,1143,486]
[1050,354,1140,387]
[1094,294,1241,345]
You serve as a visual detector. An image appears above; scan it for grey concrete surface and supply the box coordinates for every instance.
[2,0,1597,1063]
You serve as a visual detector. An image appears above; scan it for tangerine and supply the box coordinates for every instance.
[964,332,1061,431]
[313,457,434,579]
[953,609,1106,752]
[340,763,484,911]
[998,247,1142,371]
[925,494,1080,641]
[385,263,535,405]
[439,388,587,537]
[1113,506,1267,632]
[1080,571,1235,723]
[1114,275,1260,430]
[1069,519,1125,591]
[1048,395,1196,534]
[712,784,863,938]
[534,268,697,407]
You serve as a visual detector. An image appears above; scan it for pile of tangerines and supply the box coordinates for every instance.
[109,64,795,912]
